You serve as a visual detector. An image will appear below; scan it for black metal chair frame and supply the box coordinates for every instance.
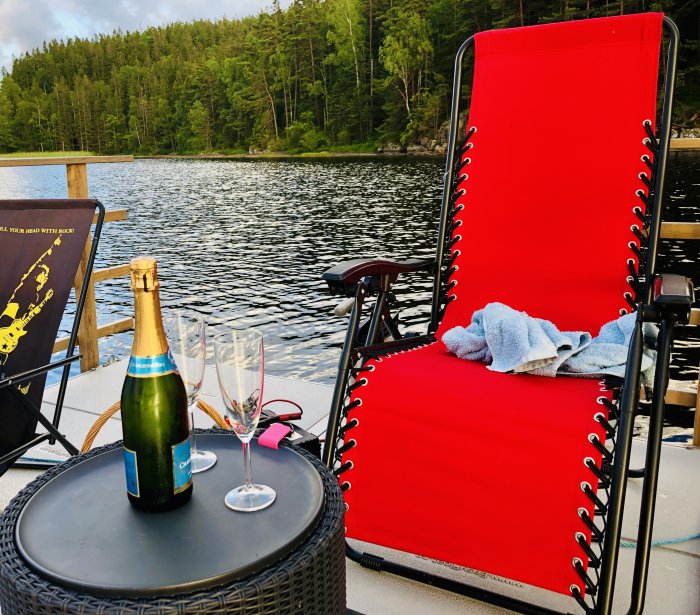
[321,17,690,615]
[0,199,105,469]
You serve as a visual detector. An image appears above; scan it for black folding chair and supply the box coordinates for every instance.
[0,199,105,474]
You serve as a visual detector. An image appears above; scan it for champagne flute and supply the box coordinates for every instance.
[163,313,217,473]
[214,329,275,512]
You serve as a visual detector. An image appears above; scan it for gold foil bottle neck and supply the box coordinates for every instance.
[130,257,160,292]
[129,257,168,357]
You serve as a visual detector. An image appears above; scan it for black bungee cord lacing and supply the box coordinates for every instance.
[336,439,357,456]
[453,128,476,180]
[624,119,659,313]
[574,357,628,612]
[347,378,368,394]
[588,433,614,465]
[338,418,359,438]
[573,324,631,612]
[582,479,608,517]
[595,414,617,441]
[642,120,660,156]
[585,458,612,492]
[333,349,394,481]
[437,126,476,322]
[334,460,354,479]
[576,534,602,570]
[579,508,605,544]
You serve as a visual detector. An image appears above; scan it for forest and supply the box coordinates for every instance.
[0,0,697,155]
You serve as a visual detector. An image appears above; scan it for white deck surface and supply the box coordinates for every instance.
[2,358,699,614]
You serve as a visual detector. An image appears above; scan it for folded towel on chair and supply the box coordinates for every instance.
[442,302,656,384]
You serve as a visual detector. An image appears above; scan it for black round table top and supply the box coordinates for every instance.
[15,433,324,597]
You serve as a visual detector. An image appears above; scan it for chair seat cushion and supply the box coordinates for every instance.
[342,340,608,596]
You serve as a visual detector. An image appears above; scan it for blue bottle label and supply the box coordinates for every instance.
[172,438,192,494]
[127,350,178,378]
[123,447,140,497]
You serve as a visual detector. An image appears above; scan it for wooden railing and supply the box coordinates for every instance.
[670,138,700,151]
[0,155,134,372]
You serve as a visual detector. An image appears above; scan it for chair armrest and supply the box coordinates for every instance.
[322,258,434,295]
[652,273,695,324]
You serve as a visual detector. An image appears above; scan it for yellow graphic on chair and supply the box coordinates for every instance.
[0,235,63,365]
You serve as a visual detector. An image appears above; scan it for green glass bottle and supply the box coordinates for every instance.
[120,257,192,511]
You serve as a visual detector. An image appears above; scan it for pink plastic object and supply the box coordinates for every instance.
[258,423,292,449]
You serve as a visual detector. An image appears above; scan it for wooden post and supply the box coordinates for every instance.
[66,163,99,371]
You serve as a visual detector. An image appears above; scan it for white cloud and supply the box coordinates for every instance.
[0,0,291,71]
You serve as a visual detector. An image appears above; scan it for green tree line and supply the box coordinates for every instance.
[0,0,697,155]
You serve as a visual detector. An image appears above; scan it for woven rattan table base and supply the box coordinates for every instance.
[0,440,346,614]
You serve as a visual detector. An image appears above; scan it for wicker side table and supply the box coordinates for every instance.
[0,436,345,614]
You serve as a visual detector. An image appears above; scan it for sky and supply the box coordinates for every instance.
[0,0,293,71]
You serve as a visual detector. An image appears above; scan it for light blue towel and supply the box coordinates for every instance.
[442,302,656,384]
[562,313,656,383]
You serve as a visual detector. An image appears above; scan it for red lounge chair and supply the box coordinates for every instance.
[322,14,691,615]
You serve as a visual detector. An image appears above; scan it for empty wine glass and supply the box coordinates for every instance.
[214,329,275,512]
[163,312,217,473]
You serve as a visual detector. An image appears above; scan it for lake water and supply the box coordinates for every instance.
[0,153,697,393]
[0,156,441,384]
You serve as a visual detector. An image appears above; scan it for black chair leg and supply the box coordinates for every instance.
[0,385,79,465]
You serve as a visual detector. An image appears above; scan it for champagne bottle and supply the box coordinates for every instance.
[120,257,192,511]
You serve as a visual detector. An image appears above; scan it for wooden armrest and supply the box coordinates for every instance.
[322,257,434,286]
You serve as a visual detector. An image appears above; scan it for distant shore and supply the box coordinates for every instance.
[137,150,443,160]
[137,138,700,160]
[1,139,698,163]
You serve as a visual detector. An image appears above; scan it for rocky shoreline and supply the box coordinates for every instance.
[137,135,699,160]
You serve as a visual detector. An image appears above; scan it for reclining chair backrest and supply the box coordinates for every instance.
[436,13,663,337]
[0,200,97,470]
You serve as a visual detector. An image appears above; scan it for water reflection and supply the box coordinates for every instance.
[0,157,441,383]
